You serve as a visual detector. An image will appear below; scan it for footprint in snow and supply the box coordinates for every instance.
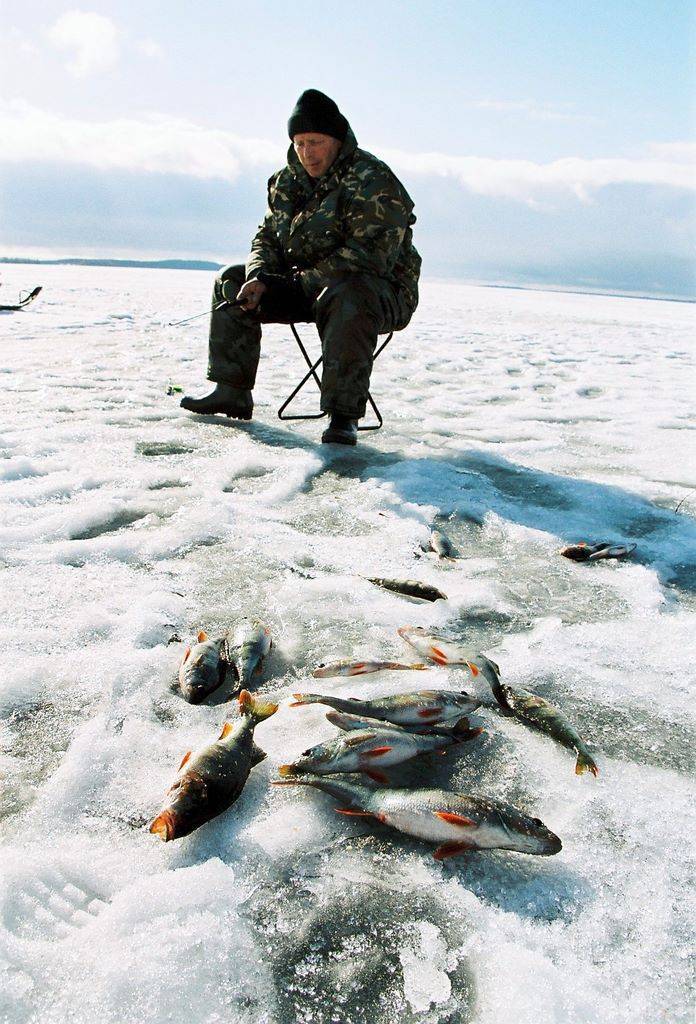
[7,865,111,940]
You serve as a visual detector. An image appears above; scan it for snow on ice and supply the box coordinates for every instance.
[0,264,694,1023]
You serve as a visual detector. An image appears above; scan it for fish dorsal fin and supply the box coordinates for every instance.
[219,722,234,740]
[418,690,440,697]
[344,732,376,747]
[197,630,208,642]
[178,750,192,771]
[434,811,477,827]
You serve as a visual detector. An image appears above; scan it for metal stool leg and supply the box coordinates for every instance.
[277,325,328,421]
[278,325,394,430]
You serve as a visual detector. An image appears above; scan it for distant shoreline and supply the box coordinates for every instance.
[0,256,223,272]
[1,255,693,304]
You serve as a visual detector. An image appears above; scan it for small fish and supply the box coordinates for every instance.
[429,529,458,559]
[150,690,278,841]
[398,626,500,681]
[290,688,479,726]
[325,709,482,741]
[490,679,599,777]
[179,630,229,703]
[587,544,636,561]
[560,542,636,562]
[279,721,476,783]
[272,775,562,860]
[312,659,428,678]
[230,620,271,690]
[366,578,448,602]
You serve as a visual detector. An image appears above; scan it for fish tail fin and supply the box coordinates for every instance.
[149,811,173,842]
[575,750,599,777]
[238,689,278,722]
[289,693,324,708]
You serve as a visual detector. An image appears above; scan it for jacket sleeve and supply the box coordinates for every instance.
[298,178,412,298]
[245,181,286,281]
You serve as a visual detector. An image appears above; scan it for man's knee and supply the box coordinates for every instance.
[315,275,382,325]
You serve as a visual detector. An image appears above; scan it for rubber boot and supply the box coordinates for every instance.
[180,384,253,419]
[321,413,358,446]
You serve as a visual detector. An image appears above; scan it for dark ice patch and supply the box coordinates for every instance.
[70,509,149,540]
[135,441,195,456]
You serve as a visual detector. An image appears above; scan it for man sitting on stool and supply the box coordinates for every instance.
[180,88,421,446]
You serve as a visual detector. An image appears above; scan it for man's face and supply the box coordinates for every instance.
[293,133,342,178]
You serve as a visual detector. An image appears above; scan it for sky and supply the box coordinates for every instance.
[1,1,695,296]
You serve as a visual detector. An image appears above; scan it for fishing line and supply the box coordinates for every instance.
[168,297,243,327]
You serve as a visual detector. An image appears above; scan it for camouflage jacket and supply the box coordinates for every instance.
[245,128,421,311]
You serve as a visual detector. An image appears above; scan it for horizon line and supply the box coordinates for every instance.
[1,254,693,305]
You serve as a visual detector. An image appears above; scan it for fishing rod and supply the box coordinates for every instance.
[168,297,244,327]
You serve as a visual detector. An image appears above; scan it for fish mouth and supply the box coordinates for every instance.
[149,810,176,842]
[540,833,563,855]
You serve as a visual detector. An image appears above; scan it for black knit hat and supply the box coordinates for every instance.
[288,89,348,142]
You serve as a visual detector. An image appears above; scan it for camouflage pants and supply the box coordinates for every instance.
[207,264,414,419]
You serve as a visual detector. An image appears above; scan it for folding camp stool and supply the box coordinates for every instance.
[277,324,393,430]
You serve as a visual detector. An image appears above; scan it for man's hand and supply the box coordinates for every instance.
[222,279,266,311]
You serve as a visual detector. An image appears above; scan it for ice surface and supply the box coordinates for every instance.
[1,265,694,1023]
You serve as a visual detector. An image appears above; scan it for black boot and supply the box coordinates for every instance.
[180,384,253,419]
[321,413,358,446]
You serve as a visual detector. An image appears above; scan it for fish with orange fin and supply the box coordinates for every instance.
[230,619,271,690]
[289,689,479,727]
[489,676,599,778]
[365,578,448,602]
[149,690,277,842]
[312,658,428,678]
[278,719,478,784]
[325,709,483,742]
[397,626,500,681]
[560,542,636,562]
[178,631,231,704]
[272,775,562,860]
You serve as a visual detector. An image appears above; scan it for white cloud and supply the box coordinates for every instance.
[136,39,164,60]
[47,10,120,78]
[382,149,696,204]
[648,141,696,162]
[468,99,600,124]
[0,100,693,205]
[0,100,282,180]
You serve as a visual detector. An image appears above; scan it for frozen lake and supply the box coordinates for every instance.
[1,264,694,1023]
